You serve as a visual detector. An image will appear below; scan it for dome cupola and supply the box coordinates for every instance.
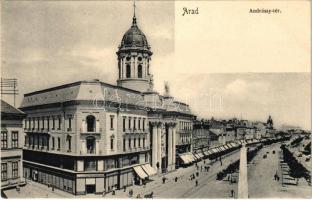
[116,2,153,93]
[119,16,150,50]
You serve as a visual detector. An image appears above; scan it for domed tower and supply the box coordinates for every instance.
[116,6,153,92]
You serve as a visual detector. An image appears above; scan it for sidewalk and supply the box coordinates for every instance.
[3,180,73,198]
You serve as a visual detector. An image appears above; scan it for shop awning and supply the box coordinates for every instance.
[220,146,226,151]
[186,153,196,162]
[133,166,148,180]
[230,143,236,147]
[193,153,201,160]
[198,152,205,158]
[141,164,157,176]
[191,154,199,161]
[206,150,212,155]
[212,148,218,153]
[179,154,191,164]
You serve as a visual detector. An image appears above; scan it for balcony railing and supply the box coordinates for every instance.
[87,149,95,154]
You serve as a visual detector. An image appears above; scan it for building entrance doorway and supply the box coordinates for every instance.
[86,184,95,194]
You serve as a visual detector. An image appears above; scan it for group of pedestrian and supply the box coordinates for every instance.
[189,174,196,180]
[201,165,210,172]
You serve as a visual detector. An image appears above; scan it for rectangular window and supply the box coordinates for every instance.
[12,162,18,178]
[110,116,114,130]
[57,137,60,150]
[143,118,145,131]
[128,138,131,148]
[52,137,55,149]
[128,118,131,130]
[123,138,126,151]
[133,118,136,130]
[104,159,115,171]
[85,159,97,171]
[1,163,7,180]
[24,119,27,129]
[52,117,55,130]
[123,118,126,132]
[37,118,40,130]
[42,117,45,130]
[143,137,145,148]
[138,118,141,130]
[12,131,18,148]
[47,117,50,131]
[110,138,114,150]
[134,138,136,148]
[1,132,8,149]
[138,138,141,147]
[33,118,36,130]
[68,115,72,131]
[67,137,71,152]
[58,116,61,130]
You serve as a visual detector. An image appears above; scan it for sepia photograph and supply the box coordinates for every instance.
[0,0,311,199]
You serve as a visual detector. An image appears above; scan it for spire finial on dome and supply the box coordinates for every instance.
[132,0,137,26]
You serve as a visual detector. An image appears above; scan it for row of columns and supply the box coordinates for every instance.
[150,121,176,172]
[119,55,150,79]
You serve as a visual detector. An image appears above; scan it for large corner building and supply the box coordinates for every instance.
[20,11,195,195]
[1,100,26,191]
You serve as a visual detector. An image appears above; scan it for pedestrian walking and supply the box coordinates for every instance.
[195,180,198,187]
[231,189,234,197]
[102,189,106,197]
[129,189,133,197]
[175,177,178,182]
[162,176,166,184]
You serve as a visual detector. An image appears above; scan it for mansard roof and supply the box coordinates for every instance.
[20,80,194,116]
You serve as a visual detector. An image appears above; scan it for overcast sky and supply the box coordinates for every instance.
[1,1,311,130]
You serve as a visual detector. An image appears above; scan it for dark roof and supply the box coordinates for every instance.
[120,16,150,50]
[1,100,25,115]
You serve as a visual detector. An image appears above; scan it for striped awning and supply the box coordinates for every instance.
[133,166,148,180]
[198,152,205,158]
[141,164,157,176]
[220,146,226,151]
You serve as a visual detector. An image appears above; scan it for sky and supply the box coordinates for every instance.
[1,1,311,130]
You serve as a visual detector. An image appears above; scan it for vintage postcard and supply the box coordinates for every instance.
[0,0,311,199]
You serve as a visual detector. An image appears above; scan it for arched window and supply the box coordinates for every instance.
[86,136,96,154]
[86,115,96,132]
[138,64,142,78]
[126,64,131,78]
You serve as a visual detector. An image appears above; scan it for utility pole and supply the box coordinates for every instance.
[0,78,18,106]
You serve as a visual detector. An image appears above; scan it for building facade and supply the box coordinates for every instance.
[1,100,26,191]
[20,10,195,195]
